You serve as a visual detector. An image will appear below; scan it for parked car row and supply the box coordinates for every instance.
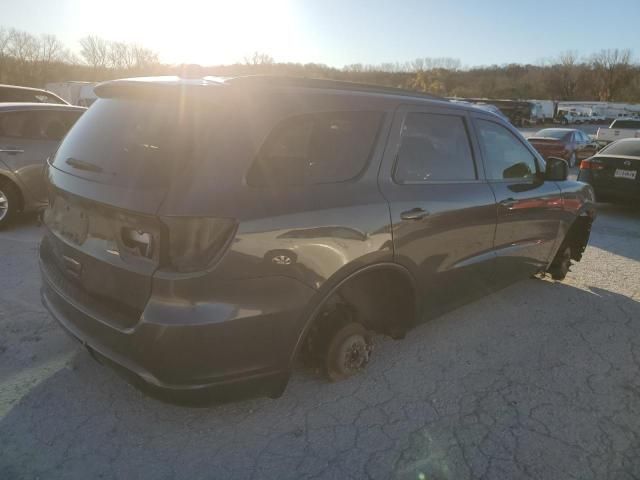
[527,125,639,206]
[527,128,598,167]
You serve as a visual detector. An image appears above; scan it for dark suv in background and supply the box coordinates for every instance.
[40,76,596,400]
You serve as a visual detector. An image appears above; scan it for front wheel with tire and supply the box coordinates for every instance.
[0,180,20,230]
[548,246,572,281]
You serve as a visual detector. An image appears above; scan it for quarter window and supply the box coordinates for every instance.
[394,112,476,183]
[247,111,383,186]
[476,120,538,180]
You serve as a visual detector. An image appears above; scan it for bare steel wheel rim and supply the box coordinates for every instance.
[0,189,8,221]
[337,334,371,375]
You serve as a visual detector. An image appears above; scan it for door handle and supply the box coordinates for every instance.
[499,198,518,209]
[400,207,429,221]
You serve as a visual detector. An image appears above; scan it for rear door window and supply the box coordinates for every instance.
[0,111,40,139]
[0,110,82,140]
[247,111,384,186]
[476,120,539,180]
[37,110,83,141]
[394,112,476,182]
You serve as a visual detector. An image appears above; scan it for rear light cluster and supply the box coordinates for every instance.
[160,217,237,273]
[580,159,605,170]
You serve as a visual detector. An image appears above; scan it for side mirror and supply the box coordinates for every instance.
[545,157,569,181]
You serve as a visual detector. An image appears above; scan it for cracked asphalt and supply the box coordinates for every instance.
[1,201,640,480]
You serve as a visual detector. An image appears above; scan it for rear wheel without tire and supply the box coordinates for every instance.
[548,246,572,280]
[0,180,20,230]
[325,322,373,382]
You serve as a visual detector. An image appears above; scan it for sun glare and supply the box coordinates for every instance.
[77,0,296,65]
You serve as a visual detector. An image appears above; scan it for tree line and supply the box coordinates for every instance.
[1,26,639,102]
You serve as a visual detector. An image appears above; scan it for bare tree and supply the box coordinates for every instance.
[590,48,633,101]
[130,44,158,69]
[546,50,580,100]
[244,51,274,66]
[79,35,109,69]
[108,41,135,70]
[39,34,66,63]
[7,29,39,63]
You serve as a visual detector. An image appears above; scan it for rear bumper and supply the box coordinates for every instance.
[40,253,316,400]
[577,172,640,202]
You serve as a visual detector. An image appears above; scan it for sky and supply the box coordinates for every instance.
[2,0,640,68]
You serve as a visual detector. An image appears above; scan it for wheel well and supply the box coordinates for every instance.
[0,174,24,212]
[563,215,593,262]
[305,266,417,342]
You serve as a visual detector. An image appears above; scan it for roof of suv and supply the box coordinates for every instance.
[94,75,458,108]
[0,84,69,104]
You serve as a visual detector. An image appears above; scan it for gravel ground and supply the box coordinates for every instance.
[1,200,640,480]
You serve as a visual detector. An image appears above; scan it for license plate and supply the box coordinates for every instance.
[614,169,637,180]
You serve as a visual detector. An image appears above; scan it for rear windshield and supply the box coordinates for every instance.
[611,120,640,129]
[534,129,570,140]
[52,97,211,189]
[600,141,640,157]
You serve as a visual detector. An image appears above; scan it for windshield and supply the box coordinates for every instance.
[534,129,570,140]
[600,140,640,157]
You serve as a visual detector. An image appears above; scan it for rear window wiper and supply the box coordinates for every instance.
[65,157,103,173]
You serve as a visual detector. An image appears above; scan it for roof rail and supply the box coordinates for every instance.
[225,75,445,101]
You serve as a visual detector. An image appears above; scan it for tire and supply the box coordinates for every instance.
[0,179,20,230]
[568,152,577,168]
[325,321,373,382]
[548,246,572,281]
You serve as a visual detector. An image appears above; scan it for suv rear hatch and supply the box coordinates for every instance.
[42,81,231,328]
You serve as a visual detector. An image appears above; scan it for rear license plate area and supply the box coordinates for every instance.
[614,169,637,180]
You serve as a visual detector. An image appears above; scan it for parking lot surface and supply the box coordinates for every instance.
[1,200,640,479]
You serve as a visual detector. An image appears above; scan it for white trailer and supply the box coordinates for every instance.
[530,100,555,121]
[45,81,97,106]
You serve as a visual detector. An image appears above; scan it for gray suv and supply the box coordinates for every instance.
[0,103,85,228]
[40,76,595,400]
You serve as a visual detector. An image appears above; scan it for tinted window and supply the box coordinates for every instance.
[0,111,35,138]
[53,97,220,189]
[247,111,383,186]
[394,112,476,182]
[38,110,83,140]
[0,110,81,140]
[600,140,640,157]
[477,120,538,180]
[612,120,640,129]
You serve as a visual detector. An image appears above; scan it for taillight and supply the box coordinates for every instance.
[580,158,605,170]
[160,217,237,273]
